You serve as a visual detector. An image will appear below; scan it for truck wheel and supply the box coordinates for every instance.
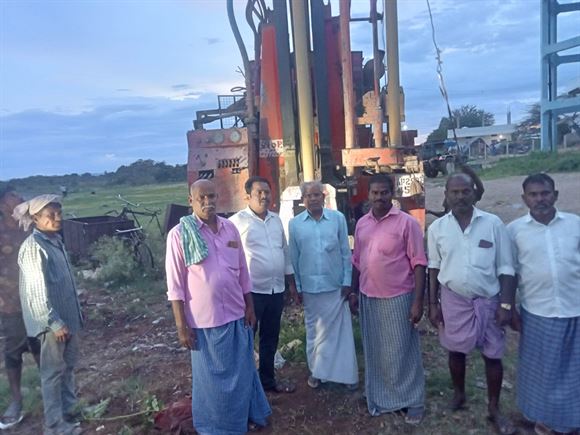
[424,163,438,178]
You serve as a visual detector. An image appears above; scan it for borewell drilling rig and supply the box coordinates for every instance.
[186,0,425,232]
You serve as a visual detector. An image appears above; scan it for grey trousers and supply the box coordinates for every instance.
[39,331,79,428]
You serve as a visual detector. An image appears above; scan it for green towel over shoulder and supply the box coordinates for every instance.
[180,214,209,266]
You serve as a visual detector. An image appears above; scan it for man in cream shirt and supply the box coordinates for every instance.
[230,176,297,394]
[508,173,579,435]
[427,173,516,435]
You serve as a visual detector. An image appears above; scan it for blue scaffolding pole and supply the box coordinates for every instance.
[540,0,580,151]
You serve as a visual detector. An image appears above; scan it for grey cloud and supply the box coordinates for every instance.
[0,94,217,180]
[204,37,222,45]
[172,84,190,90]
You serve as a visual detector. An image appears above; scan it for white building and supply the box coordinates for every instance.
[448,124,516,156]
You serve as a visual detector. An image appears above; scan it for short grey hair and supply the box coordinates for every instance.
[300,180,324,197]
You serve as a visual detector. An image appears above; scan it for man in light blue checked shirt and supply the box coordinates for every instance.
[289,181,358,390]
[15,194,82,435]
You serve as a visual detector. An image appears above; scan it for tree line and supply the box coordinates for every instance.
[1,160,187,194]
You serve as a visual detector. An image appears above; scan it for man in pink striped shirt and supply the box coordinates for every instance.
[351,174,427,425]
[166,179,271,434]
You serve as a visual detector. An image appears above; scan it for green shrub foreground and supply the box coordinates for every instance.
[90,236,140,285]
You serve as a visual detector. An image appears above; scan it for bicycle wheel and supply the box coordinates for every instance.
[135,241,155,274]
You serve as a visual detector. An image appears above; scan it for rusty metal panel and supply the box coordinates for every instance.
[186,127,249,214]
[63,216,134,261]
[341,147,402,167]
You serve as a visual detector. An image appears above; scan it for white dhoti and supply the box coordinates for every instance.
[302,289,358,385]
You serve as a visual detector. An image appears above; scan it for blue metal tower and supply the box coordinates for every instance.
[540,0,580,150]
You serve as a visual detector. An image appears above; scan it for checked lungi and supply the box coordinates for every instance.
[190,318,271,435]
[360,292,425,416]
[518,309,580,433]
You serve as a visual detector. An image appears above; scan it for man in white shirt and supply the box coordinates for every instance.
[508,173,580,435]
[230,176,298,394]
[427,173,516,435]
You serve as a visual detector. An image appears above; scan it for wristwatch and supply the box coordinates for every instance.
[500,303,512,310]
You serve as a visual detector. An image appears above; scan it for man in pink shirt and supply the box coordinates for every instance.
[351,174,427,424]
[166,179,271,434]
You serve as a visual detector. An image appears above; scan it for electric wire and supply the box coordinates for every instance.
[426,0,458,144]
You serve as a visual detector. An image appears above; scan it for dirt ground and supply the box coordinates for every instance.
[425,172,580,224]
[3,171,579,435]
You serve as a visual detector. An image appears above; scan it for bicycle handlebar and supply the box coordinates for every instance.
[115,226,144,234]
[105,195,164,236]
[114,195,160,216]
[117,194,141,208]
[142,207,162,215]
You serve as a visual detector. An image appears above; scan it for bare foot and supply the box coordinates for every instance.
[488,411,516,435]
[449,393,467,411]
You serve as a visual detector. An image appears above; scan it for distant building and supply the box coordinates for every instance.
[448,124,516,157]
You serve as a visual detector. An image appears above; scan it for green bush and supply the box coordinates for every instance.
[90,236,139,286]
[142,231,166,280]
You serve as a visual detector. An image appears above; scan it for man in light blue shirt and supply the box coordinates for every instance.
[289,181,358,389]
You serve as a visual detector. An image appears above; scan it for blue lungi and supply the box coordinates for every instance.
[191,318,271,435]
[518,309,580,433]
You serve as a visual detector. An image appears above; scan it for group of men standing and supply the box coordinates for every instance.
[1,168,576,435]
[167,172,579,435]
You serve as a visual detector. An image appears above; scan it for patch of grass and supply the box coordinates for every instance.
[0,358,42,418]
[480,150,580,179]
[277,309,364,366]
[117,426,135,435]
[78,377,163,433]
[278,311,306,363]
[123,278,167,318]
[80,397,111,420]
[423,335,453,399]
[62,182,189,222]
[115,376,163,427]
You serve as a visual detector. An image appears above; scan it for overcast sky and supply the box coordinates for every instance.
[1,0,578,180]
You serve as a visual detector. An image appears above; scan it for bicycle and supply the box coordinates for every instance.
[105,195,164,272]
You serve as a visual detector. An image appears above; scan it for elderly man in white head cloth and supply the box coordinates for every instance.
[13,194,83,435]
